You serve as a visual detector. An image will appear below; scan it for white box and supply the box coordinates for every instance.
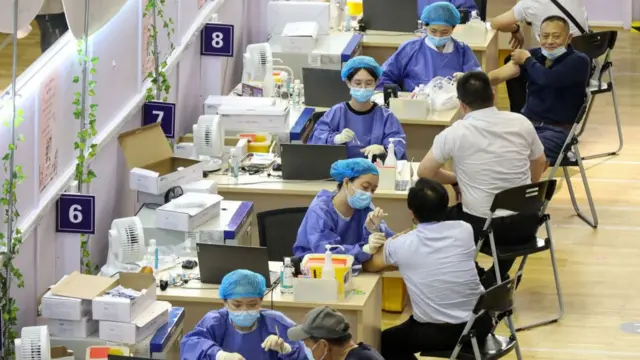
[281,21,319,53]
[46,273,119,321]
[47,316,98,338]
[99,301,171,344]
[267,1,330,35]
[41,290,92,321]
[92,273,157,323]
[204,96,276,115]
[217,103,290,133]
[155,193,223,232]
[119,122,204,195]
[181,180,218,194]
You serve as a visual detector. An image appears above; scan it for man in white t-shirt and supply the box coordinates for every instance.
[417,72,547,287]
[489,0,588,112]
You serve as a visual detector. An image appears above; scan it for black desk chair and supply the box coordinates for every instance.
[477,180,564,332]
[571,30,622,160]
[473,0,487,21]
[420,275,523,360]
[257,207,309,262]
[545,97,598,228]
[302,111,326,144]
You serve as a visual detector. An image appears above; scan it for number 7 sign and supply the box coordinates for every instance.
[142,101,176,138]
[201,23,234,57]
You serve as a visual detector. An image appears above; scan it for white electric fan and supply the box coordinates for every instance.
[243,43,295,98]
[100,217,145,277]
[15,326,51,360]
[193,115,225,172]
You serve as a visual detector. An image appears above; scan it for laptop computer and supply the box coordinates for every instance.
[302,67,351,108]
[280,143,347,180]
[362,0,418,33]
[196,243,279,287]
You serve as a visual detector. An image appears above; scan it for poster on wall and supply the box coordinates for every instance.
[39,73,60,192]
[142,12,155,83]
[198,0,206,9]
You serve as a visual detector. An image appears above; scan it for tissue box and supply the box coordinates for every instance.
[155,192,223,232]
[281,21,319,53]
[92,273,156,323]
[98,301,171,344]
[47,316,98,338]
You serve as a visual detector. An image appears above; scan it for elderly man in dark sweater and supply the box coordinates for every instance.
[489,15,590,166]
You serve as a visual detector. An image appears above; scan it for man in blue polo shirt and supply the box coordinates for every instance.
[489,15,590,166]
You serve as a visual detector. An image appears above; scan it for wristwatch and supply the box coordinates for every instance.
[512,23,521,33]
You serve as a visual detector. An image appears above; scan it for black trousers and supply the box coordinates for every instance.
[504,55,528,113]
[446,203,540,279]
[381,313,493,360]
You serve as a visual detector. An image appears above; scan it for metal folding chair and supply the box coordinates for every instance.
[477,180,564,332]
[420,275,524,360]
[571,30,622,159]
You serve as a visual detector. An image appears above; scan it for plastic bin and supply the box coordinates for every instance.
[239,133,272,153]
[382,272,408,312]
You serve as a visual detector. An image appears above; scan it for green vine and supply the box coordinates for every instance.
[0,107,26,360]
[72,38,99,275]
[144,0,176,102]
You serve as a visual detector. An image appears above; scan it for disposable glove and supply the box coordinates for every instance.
[261,335,292,354]
[334,129,355,144]
[362,232,387,254]
[360,144,386,157]
[216,351,245,360]
[365,207,386,232]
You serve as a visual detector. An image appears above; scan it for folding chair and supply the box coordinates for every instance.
[571,30,622,160]
[420,275,523,360]
[545,97,598,228]
[257,207,308,261]
[477,180,564,332]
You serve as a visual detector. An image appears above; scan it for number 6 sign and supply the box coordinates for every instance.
[201,23,234,57]
[56,194,96,234]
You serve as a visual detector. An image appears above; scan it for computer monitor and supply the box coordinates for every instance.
[362,0,418,33]
[280,144,347,181]
[267,1,331,36]
[302,67,351,108]
[196,244,278,287]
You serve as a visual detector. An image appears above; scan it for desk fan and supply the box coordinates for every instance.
[15,326,51,360]
[243,43,294,98]
[100,217,145,277]
[193,115,225,172]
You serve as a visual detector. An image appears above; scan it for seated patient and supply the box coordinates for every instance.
[417,71,546,287]
[377,2,481,92]
[307,56,407,160]
[180,270,306,360]
[293,158,395,266]
[364,179,491,359]
[488,15,590,166]
[288,306,384,360]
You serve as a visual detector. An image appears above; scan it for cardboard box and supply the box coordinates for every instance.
[51,346,75,360]
[155,193,223,232]
[99,301,171,344]
[47,273,119,321]
[281,21,319,53]
[47,316,98,338]
[92,273,157,323]
[118,123,204,195]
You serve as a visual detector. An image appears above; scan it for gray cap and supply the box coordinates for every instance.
[287,306,351,341]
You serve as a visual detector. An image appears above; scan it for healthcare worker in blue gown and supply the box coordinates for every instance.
[293,158,395,266]
[180,270,306,360]
[378,2,482,92]
[307,56,407,160]
[417,0,478,14]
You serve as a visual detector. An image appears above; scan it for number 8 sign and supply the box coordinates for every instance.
[201,23,234,57]
[56,193,96,234]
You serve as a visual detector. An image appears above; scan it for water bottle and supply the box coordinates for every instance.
[147,239,158,273]
[299,84,305,105]
[281,257,295,294]
[292,79,301,106]
[228,148,239,182]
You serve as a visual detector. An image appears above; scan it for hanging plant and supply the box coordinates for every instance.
[0,107,26,360]
[72,37,99,275]
[144,0,176,102]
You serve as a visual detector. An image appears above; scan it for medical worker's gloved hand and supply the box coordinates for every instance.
[261,335,292,354]
[334,129,355,144]
[215,351,246,360]
[366,207,386,232]
[361,145,385,157]
[453,72,464,81]
[363,232,386,254]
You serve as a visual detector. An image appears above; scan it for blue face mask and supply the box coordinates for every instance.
[350,88,375,103]
[427,35,451,48]
[541,46,567,60]
[346,183,373,210]
[228,310,260,327]
[304,346,316,360]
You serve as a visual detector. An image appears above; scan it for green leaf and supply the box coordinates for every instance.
[88,90,96,97]
[88,80,96,88]
[73,75,80,83]
[90,56,99,64]
[90,68,97,75]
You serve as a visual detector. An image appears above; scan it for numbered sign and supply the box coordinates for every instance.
[56,194,96,234]
[143,101,176,138]
[201,23,234,57]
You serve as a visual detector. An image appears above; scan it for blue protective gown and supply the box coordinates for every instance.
[417,0,478,14]
[180,309,306,360]
[307,102,407,160]
[293,189,395,265]
[377,38,481,92]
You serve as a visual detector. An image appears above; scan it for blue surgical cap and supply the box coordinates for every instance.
[330,158,379,182]
[421,2,461,26]
[340,56,383,81]
[219,269,266,300]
